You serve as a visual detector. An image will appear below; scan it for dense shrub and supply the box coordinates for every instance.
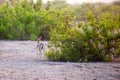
[46,25,105,62]
[0,0,50,40]
[45,3,120,62]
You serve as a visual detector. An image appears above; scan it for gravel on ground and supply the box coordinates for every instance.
[0,41,120,80]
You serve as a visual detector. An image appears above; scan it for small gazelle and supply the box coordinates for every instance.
[36,33,44,61]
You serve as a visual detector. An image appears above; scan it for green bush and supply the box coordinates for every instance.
[45,3,120,62]
[0,0,50,40]
[45,25,106,62]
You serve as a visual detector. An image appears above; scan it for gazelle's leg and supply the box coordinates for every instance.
[39,47,44,61]
[37,49,40,60]
[37,47,38,58]
[41,50,44,61]
[36,47,40,61]
[40,49,43,61]
[38,47,44,61]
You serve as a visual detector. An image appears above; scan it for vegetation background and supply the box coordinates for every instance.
[0,0,120,62]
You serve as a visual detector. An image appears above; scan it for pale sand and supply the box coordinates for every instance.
[0,41,120,80]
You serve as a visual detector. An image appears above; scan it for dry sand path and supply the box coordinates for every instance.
[0,41,120,80]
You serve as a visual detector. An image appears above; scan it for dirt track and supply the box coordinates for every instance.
[0,41,120,80]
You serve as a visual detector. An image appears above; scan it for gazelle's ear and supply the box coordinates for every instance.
[40,35,43,39]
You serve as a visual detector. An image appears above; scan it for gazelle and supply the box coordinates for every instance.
[36,33,44,61]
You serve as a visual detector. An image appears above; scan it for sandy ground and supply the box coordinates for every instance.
[0,41,120,80]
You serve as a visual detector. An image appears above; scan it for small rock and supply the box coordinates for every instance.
[64,77,67,80]
[115,69,119,72]
[33,78,39,80]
